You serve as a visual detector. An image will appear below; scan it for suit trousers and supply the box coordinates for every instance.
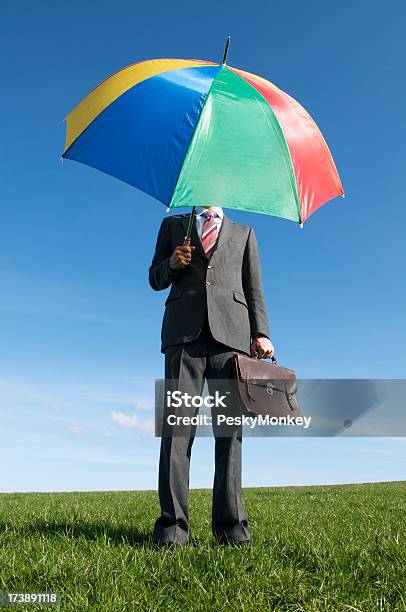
[153,318,250,544]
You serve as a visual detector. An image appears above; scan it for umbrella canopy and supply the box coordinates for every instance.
[63,57,343,224]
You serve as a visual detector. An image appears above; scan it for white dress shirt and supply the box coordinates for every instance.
[196,207,224,239]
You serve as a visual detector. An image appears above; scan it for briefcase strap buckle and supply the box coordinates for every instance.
[266,383,274,395]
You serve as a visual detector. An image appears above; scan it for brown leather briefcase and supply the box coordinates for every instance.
[233,354,302,418]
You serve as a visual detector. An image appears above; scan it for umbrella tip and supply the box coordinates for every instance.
[299,222,304,229]
[166,207,170,213]
[222,35,231,65]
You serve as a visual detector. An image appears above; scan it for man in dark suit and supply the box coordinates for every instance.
[149,206,273,546]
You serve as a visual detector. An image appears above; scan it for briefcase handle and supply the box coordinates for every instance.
[253,352,277,364]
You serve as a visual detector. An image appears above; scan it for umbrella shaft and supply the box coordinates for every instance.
[184,206,196,245]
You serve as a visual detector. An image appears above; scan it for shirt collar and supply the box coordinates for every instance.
[197,207,224,219]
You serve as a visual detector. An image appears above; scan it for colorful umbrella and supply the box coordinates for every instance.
[63,40,343,227]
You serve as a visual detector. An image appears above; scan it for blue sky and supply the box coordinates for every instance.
[1,0,405,492]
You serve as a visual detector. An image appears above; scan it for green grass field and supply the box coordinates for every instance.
[0,482,405,611]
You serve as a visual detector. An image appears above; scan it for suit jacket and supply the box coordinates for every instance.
[149,213,270,355]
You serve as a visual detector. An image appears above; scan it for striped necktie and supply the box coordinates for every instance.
[201,210,219,257]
